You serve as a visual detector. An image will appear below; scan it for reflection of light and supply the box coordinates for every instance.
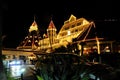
[9,60,23,66]
[89,74,100,80]
[10,65,25,77]
[16,61,21,64]
[9,61,15,65]
[21,68,25,72]
[80,72,100,80]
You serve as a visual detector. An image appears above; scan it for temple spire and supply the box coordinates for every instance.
[47,19,57,45]
[47,19,56,30]
[17,16,41,50]
[29,15,38,32]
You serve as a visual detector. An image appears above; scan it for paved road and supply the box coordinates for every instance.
[9,64,36,80]
[20,65,37,80]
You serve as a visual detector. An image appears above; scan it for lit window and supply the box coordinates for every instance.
[67,31,71,35]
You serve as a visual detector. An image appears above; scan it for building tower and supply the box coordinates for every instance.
[17,17,41,51]
[47,20,57,46]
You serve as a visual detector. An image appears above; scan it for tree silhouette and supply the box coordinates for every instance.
[54,46,68,53]
[0,0,7,80]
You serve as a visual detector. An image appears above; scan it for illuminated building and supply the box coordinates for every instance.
[16,17,41,51]
[16,14,120,54]
[2,14,120,60]
[16,14,94,53]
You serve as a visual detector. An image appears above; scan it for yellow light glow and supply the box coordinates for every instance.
[82,20,89,25]
[96,36,100,54]
[29,25,38,32]
[67,31,71,35]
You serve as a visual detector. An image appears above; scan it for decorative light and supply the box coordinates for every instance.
[67,31,71,35]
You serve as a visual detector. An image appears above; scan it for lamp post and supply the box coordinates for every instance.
[96,36,101,63]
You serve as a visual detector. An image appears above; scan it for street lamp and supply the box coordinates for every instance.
[96,36,101,63]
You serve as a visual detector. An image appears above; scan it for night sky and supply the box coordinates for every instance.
[2,0,120,48]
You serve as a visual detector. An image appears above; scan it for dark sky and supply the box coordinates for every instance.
[2,0,120,48]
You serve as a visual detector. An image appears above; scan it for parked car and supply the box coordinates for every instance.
[32,52,115,80]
